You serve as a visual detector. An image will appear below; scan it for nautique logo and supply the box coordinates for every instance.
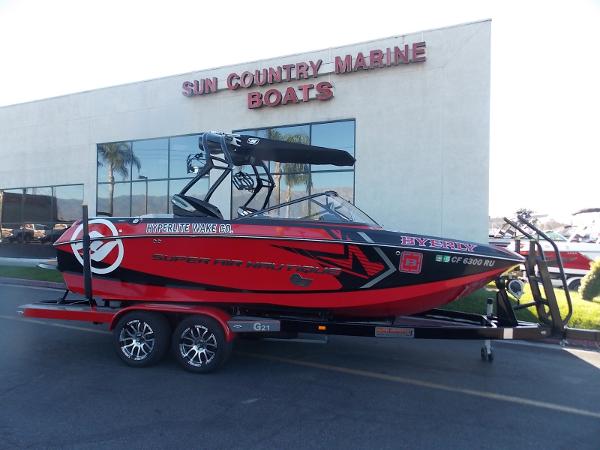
[70,219,124,275]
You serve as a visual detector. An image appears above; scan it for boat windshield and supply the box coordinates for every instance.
[239,191,379,226]
[568,227,600,243]
[567,210,600,243]
[544,231,567,242]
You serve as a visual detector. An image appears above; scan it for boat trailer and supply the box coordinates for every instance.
[18,209,600,372]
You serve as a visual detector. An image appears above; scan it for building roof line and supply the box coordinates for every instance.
[0,19,491,109]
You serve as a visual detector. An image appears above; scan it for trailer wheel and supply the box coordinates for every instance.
[567,278,581,291]
[113,312,171,367]
[480,346,493,362]
[172,316,232,373]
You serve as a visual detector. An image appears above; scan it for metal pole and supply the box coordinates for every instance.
[82,204,93,304]
[482,297,493,361]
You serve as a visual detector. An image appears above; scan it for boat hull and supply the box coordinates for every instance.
[55,218,522,317]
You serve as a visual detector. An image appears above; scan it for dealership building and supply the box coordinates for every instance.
[0,20,491,251]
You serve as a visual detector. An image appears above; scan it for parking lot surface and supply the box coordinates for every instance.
[1,283,599,449]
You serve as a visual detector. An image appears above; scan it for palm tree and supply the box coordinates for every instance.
[267,130,312,209]
[97,142,141,216]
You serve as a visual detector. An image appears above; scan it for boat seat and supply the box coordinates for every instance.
[171,194,223,219]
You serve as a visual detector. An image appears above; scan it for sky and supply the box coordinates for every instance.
[1,0,598,222]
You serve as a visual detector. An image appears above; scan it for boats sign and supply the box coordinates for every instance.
[182,42,426,110]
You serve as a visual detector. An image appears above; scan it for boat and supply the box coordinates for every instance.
[54,132,524,318]
[491,209,600,290]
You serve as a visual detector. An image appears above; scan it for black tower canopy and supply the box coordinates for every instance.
[228,135,355,167]
[174,132,355,218]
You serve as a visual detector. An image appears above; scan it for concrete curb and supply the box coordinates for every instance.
[0,276,65,290]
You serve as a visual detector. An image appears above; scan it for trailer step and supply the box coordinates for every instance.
[19,303,115,324]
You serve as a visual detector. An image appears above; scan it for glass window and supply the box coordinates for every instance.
[231,120,355,218]
[54,185,84,222]
[1,189,24,224]
[231,175,272,215]
[94,126,354,219]
[310,121,355,172]
[24,187,53,223]
[132,180,168,216]
[97,141,135,183]
[1,223,19,242]
[267,125,310,174]
[268,125,310,145]
[97,182,130,217]
[311,171,354,203]
[253,129,268,139]
[47,223,69,244]
[1,185,82,246]
[274,173,311,205]
[131,181,146,217]
[238,129,268,139]
[168,178,210,213]
[170,135,201,179]
[132,138,169,180]
[146,181,168,214]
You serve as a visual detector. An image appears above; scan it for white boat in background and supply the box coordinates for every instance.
[491,208,600,290]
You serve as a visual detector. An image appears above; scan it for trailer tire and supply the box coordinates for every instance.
[172,315,232,373]
[113,311,171,368]
[567,278,581,291]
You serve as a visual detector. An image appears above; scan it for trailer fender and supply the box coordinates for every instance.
[109,304,234,342]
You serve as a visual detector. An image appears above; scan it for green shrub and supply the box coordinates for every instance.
[579,258,600,301]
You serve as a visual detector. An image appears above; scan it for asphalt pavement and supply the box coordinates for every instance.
[1,283,599,449]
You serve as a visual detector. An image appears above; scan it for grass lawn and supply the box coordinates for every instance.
[0,265,64,283]
[444,286,600,330]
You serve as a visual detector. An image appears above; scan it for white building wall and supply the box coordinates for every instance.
[0,20,490,242]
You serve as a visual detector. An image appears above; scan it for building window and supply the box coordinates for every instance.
[96,135,208,216]
[231,119,355,217]
[0,184,84,245]
[95,121,355,218]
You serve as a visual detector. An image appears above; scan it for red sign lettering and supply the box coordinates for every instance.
[182,44,425,110]
[226,73,240,90]
[315,82,333,101]
[263,89,282,107]
[282,86,299,104]
[247,91,262,109]
[335,55,353,74]
[298,83,314,101]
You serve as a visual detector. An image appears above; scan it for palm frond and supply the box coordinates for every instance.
[98,142,141,181]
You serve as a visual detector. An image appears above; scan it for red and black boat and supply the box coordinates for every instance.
[54,132,523,317]
[23,132,592,373]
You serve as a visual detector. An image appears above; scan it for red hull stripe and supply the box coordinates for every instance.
[63,267,506,316]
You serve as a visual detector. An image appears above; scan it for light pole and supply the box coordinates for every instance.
[138,175,148,214]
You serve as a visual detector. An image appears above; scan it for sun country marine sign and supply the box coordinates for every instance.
[182,42,426,110]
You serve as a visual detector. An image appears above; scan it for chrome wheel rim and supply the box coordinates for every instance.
[179,325,217,367]
[119,319,156,361]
